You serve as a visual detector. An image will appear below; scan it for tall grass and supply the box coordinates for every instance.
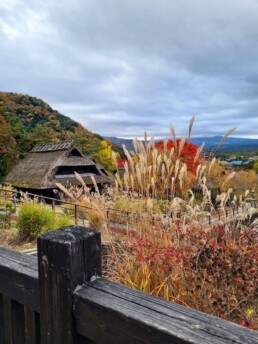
[103,214,258,329]
[55,120,258,329]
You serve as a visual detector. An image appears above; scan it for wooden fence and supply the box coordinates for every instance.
[0,225,257,344]
[1,187,258,232]
[0,187,136,228]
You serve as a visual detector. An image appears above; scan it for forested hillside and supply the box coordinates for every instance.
[0,92,122,180]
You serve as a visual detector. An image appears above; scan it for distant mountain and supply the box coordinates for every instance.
[190,136,258,151]
[105,136,258,152]
[104,137,135,152]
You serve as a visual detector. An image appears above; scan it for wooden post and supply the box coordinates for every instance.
[51,200,55,212]
[37,225,101,344]
[74,204,78,224]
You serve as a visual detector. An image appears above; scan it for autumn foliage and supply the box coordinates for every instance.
[0,92,122,180]
[155,139,201,174]
[0,115,16,154]
[105,220,258,330]
[117,158,128,168]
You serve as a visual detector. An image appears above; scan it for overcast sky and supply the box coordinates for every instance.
[1,0,258,138]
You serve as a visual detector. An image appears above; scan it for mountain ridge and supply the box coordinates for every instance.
[104,136,258,152]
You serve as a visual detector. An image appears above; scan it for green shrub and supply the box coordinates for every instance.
[53,214,73,229]
[17,202,55,239]
[87,210,105,229]
[17,202,73,239]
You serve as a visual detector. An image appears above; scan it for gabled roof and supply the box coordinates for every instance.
[4,143,112,189]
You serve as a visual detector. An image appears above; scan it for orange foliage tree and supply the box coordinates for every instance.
[0,115,16,154]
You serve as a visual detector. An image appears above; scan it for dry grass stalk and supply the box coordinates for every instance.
[55,183,76,201]
[217,127,237,149]
[188,115,195,140]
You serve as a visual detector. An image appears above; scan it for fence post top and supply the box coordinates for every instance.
[37,225,102,343]
[37,225,100,244]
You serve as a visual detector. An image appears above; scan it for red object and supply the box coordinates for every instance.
[239,320,255,330]
[117,158,128,168]
[155,139,201,174]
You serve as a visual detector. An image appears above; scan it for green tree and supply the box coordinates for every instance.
[253,161,258,174]
[26,124,59,146]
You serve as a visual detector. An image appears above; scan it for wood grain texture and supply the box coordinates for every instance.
[74,278,258,344]
[0,248,39,312]
[37,225,101,344]
[24,307,40,344]
[11,299,26,344]
[0,294,5,342]
[3,296,12,344]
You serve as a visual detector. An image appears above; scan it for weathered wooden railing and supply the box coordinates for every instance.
[0,226,257,343]
[1,187,258,233]
[0,187,136,228]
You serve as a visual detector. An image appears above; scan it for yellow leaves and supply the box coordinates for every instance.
[246,308,255,320]
[99,140,119,172]
[221,170,258,196]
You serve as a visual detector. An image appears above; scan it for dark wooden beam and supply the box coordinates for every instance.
[0,248,39,312]
[38,225,101,344]
[74,278,258,344]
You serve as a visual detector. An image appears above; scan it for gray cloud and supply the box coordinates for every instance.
[0,0,258,138]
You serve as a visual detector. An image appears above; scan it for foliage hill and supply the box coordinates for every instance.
[0,92,122,180]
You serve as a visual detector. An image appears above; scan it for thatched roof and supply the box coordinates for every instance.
[4,143,112,189]
[61,156,95,166]
[31,142,74,152]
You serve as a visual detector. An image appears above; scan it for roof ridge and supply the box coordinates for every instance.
[30,141,74,152]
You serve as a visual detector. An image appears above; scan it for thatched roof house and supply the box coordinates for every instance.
[4,142,112,196]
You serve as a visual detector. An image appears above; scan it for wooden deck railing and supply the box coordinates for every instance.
[0,226,257,343]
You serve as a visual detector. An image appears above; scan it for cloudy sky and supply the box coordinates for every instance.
[1,0,258,138]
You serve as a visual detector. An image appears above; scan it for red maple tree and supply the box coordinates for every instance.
[155,139,200,174]
[117,158,128,168]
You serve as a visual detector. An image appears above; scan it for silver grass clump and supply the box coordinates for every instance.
[207,157,216,175]
[188,116,195,140]
[90,176,100,196]
[74,172,90,195]
[169,124,177,146]
[55,182,76,201]
[114,119,210,199]
[194,142,205,164]
[218,127,237,149]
